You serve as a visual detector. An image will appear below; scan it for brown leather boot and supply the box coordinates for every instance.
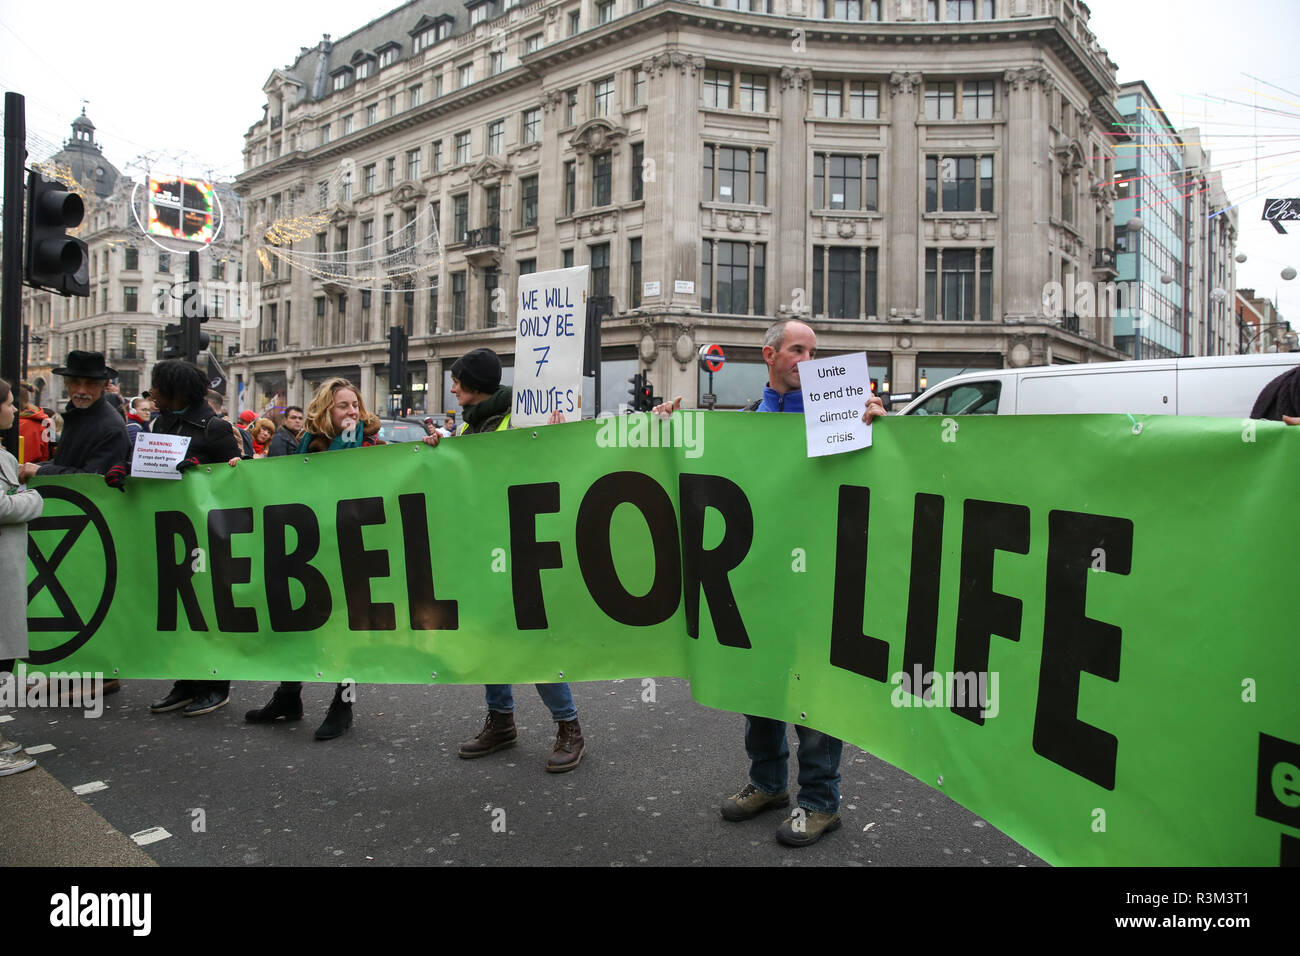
[545,718,585,773]
[459,711,517,758]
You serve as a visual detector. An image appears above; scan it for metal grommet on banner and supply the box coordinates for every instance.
[937,775,944,786]
[1126,414,1143,436]
[431,672,437,680]
[557,671,564,679]
[532,431,538,439]
[800,711,807,720]
[316,671,322,678]
[205,466,212,474]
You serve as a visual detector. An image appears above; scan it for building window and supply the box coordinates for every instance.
[366,103,378,126]
[590,243,610,299]
[413,28,434,53]
[821,0,881,18]
[453,194,469,241]
[489,52,504,76]
[364,163,376,193]
[925,248,994,320]
[631,142,645,201]
[333,293,347,344]
[125,246,138,270]
[597,0,615,24]
[565,88,578,126]
[385,157,396,187]
[701,240,766,315]
[360,290,372,340]
[592,151,612,207]
[332,73,349,92]
[402,280,415,335]
[739,73,768,112]
[314,297,327,345]
[487,119,504,156]
[158,252,171,272]
[407,148,422,180]
[593,77,615,117]
[435,74,444,97]
[452,272,466,330]
[703,145,767,205]
[524,33,542,54]
[409,84,423,108]
[814,78,880,119]
[522,108,541,144]
[925,154,994,212]
[387,93,398,116]
[562,248,574,268]
[521,175,539,227]
[563,160,576,215]
[341,172,353,201]
[459,63,473,88]
[356,61,373,80]
[427,278,439,334]
[485,186,500,230]
[432,140,443,173]
[123,286,138,312]
[484,269,499,327]
[568,11,580,35]
[704,69,732,109]
[928,79,995,120]
[455,130,471,164]
[379,46,398,68]
[519,258,537,275]
[812,246,878,318]
[469,2,489,25]
[629,237,642,309]
[320,123,331,146]
[813,80,841,118]
[813,153,879,210]
[343,114,354,135]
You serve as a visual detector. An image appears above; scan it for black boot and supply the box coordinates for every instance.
[244,682,303,723]
[314,684,353,741]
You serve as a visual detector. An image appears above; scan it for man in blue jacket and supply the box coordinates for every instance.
[656,318,885,846]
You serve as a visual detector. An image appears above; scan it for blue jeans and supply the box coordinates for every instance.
[744,715,842,815]
[485,684,577,722]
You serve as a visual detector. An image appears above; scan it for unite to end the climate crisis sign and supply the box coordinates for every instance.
[24,413,1300,867]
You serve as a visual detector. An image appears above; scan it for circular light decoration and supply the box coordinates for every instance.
[1160,273,1174,284]
[1283,266,1298,281]
[1211,287,1227,302]
[1235,252,1247,264]
[129,174,226,254]
[1127,217,1144,233]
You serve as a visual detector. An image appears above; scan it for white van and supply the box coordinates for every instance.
[897,353,1300,418]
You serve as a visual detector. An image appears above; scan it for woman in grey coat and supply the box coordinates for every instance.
[0,378,43,775]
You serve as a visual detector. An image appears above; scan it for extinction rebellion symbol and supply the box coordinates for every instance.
[25,485,117,665]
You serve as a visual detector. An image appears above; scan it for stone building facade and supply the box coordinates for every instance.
[233,0,1130,414]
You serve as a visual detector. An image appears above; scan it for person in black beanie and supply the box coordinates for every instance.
[422,348,585,772]
[1250,365,1300,423]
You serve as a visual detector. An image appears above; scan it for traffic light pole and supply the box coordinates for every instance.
[2,92,26,455]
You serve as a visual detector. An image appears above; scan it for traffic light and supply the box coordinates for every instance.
[639,377,652,412]
[626,371,643,412]
[182,312,210,363]
[162,323,184,360]
[24,171,88,296]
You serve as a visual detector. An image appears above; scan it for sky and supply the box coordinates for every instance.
[1,0,1297,321]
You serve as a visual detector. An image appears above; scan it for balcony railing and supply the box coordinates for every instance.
[465,224,500,249]
[108,346,142,361]
[1094,248,1117,270]
[1061,313,1081,334]
[258,338,278,353]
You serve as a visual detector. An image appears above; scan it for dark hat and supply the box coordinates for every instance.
[451,348,502,395]
[53,350,118,380]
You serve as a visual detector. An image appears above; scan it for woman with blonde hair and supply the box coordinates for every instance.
[0,378,44,774]
[245,378,384,740]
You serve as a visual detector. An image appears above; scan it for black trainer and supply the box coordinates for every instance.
[182,689,229,717]
[150,681,195,714]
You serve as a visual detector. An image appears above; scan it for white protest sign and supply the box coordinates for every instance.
[131,433,192,479]
[798,352,873,457]
[513,265,589,428]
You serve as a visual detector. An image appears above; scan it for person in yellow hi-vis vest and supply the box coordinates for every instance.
[422,348,584,772]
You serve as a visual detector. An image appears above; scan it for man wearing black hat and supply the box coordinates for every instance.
[17,351,130,483]
[423,348,586,772]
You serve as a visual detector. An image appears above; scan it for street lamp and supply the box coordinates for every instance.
[1240,321,1298,353]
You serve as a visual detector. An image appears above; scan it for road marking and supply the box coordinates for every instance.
[73,780,107,795]
[130,826,171,846]
[24,743,55,754]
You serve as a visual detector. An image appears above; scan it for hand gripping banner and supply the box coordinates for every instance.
[23,413,1300,866]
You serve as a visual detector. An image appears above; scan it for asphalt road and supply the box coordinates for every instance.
[2,677,1045,867]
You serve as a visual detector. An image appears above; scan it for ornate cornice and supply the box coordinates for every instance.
[642,50,705,80]
[1003,66,1053,93]
[468,157,511,185]
[779,67,812,93]
[568,118,627,156]
[888,71,922,97]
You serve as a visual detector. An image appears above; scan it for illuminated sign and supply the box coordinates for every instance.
[147,177,217,243]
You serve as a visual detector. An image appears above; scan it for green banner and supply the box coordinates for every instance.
[23,413,1300,867]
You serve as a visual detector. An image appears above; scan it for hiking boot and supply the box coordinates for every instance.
[314,686,353,741]
[150,681,195,713]
[181,689,229,717]
[244,687,304,724]
[775,808,842,847]
[0,751,36,776]
[545,719,585,773]
[720,783,790,822]
[458,711,516,758]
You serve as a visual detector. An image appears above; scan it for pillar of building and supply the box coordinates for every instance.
[1002,66,1051,321]
[886,71,922,317]
[776,67,811,314]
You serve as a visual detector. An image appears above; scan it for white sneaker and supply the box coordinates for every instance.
[0,751,36,776]
[0,735,22,755]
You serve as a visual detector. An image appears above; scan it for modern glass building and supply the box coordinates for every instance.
[1113,81,1185,359]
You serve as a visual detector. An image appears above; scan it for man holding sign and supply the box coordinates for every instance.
[655,319,885,846]
[421,347,586,772]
